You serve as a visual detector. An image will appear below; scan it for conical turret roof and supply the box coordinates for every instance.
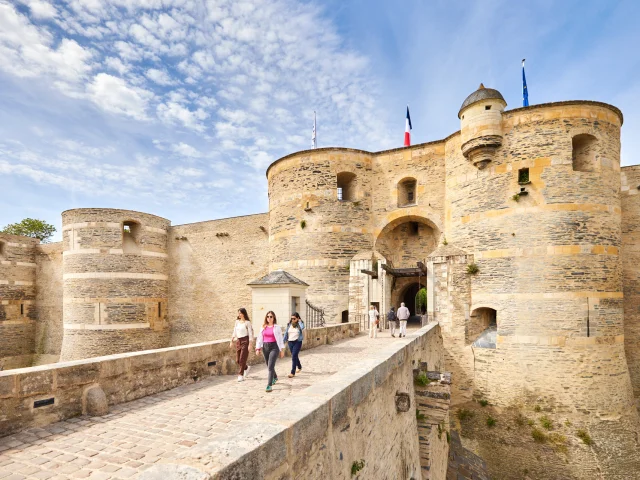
[458,83,506,118]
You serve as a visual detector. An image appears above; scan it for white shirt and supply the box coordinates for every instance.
[368,309,379,321]
[287,325,301,342]
[232,320,254,341]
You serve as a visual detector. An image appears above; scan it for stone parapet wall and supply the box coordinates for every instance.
[34,243,63,361]
[0,322,359,437]
[139,323,444,480]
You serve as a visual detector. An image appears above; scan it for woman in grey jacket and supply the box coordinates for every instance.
[255,311,285,392]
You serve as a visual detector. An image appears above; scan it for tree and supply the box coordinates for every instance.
[1,218,57,243]
[415,287,427,314]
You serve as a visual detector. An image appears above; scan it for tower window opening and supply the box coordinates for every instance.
[518,168,530,184]
[485,105,492,110]
[336,172,356,202]
[20,303,24,316]
[0,241,6,259]
[410,222,419,236]
[398,178,417,207]
[122,221,142,253]
[572,134,598,172]
[158,302,162,317]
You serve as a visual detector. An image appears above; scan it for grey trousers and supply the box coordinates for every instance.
[262,342,279,386]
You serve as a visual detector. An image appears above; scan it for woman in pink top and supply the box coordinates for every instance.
[255,311,285,392]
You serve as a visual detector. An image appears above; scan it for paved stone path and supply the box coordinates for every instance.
[0,327,417,480]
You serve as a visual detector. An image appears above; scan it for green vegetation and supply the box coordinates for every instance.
[512,193,520,202]
[515,413,527,427]
[531,428,547,443]
[415,287,427,314]
[577,429,594,446]
[533,405,541,412]
[442,236,448,245]
[478,399,489,407]
[351,459,365,476]
[486,416,496,428]
[539,416,553,430]
[416,409,425,422]
[300,220,306,229]
[564,420,572,427]
[414,372,431,387]
[527,419,535,427]
[466,263,479,275]
[1,218,56,242]
[456,408,474,422]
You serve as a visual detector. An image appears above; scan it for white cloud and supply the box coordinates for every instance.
[21,0,58,19]
[171,142,201,157]
[157,101,209,131]
[88,73,152,119]
[145,68,175,85]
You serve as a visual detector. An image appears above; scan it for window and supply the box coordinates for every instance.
[122,221,141,253]
[398,178,417,207]
[572,134,598,172]
[336,172,356,202]
[158,302,162,318]
[20,304,24,316]
[291,296,300,316]
[518,168,530,184]
[0,241,6,259]
[485,105,492,110]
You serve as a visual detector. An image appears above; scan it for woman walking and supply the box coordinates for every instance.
[230,308,254,382]
[284,312,305,378]
[255,311,285,392]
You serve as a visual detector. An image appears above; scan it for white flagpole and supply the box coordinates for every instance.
[311,111,317,149]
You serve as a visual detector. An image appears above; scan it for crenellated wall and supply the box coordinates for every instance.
[59,209,171,361]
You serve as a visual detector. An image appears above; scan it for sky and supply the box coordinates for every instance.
[1,0,639,241]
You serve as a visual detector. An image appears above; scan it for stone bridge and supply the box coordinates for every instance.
[0,323,447,480]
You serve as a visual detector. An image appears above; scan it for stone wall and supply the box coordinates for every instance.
[0,322,359,437]
[168,213,269,346]
[621,165,640,401]
[34,242,63,364]
[0,233,39,370]
[59,209,171,361]
[140,323,445,480]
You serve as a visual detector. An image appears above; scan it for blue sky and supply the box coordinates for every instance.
[1,0,639,241]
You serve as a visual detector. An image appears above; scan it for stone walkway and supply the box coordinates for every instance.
[0,327,416,480]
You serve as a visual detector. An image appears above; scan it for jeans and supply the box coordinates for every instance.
[262,342,279,386]
[235,336,249,376]
[288,340,302,374]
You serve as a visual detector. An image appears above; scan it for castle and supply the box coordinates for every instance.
[2,84,640,471]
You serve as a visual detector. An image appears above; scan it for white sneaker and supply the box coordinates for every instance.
[244,365,251,378]
[237,375,244,382]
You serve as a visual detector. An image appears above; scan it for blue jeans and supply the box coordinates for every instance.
[288,340,302,374]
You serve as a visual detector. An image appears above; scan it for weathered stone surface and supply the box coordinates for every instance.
[84,385,108,416]
[141,464,211,480]
[395,392,411,412]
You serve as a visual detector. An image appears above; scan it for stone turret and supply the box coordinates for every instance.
[458,83,507,169]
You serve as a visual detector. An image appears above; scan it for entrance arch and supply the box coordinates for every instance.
[374,214,440,269]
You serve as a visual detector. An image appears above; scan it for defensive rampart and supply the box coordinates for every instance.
[139,323,445,480]
[0,322,359,437]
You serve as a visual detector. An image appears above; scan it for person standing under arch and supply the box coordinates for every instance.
[256,311,285,392]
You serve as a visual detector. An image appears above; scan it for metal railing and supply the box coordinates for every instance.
[305,299,326,328]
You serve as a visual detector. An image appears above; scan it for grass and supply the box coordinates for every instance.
[512,193,520,202]
[466,263,479,275]
[486,416,496,428]
[533,405,541,412]
[478,399,489,407]
[527,419,535,427]
[531,428,547,443]
[414,372,431,387]
[549,433,568,454]
[515,413,527,427]
[539,416,553,430]
[456,408,474,422]
[564,420,572,427]
[351,459,365,476]
[577,429,594,446]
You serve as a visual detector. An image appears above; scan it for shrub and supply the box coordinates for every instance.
[456,408,474,422]
[577,429,594,446]
[479,399,489,407]
[300,220,306,229]
[466,263,479,275]
[414,372,430,387]
[512,193,520,202]
[443,236,448,246]
[486,416,496,428]
[531,428,547,443]
[351,459,365,476]
[539,416,553,430]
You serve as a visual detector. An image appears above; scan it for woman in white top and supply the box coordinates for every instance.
[230,308,254,382]
[283,312,305,378]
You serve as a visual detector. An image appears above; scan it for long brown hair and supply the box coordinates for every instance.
[238,308,250,322]
[263,310,277,327]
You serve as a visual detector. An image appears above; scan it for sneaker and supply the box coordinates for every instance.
[272,377,278,385]
[244,365,251,378]
[296,367,302,373]
[266,385,272,392]
[288,373,295,378]
[391,334,395,338]
[237,375,244,382]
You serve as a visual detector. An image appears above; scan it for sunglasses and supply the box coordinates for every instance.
[267,315,274,318]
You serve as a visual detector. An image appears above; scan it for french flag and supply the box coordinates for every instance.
[404,106,412,147]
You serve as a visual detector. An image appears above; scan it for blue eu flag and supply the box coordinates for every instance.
[522,59,529,107]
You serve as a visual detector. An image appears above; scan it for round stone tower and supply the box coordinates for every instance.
[447,86,636,420]
[267,148,374,322]
[59,208,170,361]
[458,83,507,170]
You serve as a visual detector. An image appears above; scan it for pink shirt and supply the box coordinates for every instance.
[263,326,276,343]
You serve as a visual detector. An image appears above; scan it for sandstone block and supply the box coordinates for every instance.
[84,385,108,416]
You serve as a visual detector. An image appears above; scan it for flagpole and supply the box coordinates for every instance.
[312,111,317,149]
[522,59,529,107]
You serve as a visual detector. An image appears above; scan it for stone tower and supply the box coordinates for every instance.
[59,208,170,360]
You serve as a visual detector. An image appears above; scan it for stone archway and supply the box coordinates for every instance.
[374,215,440,269]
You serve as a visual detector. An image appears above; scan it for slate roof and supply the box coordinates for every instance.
[458,83,506,117]
[248,269,309,286]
